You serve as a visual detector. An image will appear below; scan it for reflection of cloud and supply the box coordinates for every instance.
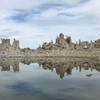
[0,62,100,100]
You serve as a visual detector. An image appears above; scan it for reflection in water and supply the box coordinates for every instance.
[39,61,100,79]
[39,62,73,79]
[0,60,19,72]
[0,58,100,79]
[0,58,100,100]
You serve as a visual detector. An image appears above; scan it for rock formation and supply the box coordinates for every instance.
[0,39,21,57]
[41,33,74,50]
[0,39,20,50]
[1,39,11,50]
[94,39,100,48]
[41,33,100,50]
[0,33,100,57]
[12,39,19,49]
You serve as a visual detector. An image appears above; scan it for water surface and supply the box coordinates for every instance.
[0,58,100,100]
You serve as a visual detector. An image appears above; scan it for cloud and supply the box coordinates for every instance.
[0,0,100,48]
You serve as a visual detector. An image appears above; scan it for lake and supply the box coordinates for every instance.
[0,58,100,100]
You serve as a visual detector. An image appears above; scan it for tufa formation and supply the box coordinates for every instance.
[41,33,100,50]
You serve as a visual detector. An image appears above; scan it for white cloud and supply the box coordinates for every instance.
[0,0,100,48]
[62,0,81,4]
[0,0,41,10]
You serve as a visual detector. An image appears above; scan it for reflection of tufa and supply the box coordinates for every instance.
[0,58,100,79]
[86,74,93,77]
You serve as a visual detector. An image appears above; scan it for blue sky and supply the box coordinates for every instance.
[0,0,100,48]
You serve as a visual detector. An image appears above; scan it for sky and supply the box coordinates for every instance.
[0,0,100,48]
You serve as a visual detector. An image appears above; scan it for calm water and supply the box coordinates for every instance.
[0,58,100,100]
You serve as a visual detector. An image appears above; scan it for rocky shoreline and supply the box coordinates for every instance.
[0,33,100,58]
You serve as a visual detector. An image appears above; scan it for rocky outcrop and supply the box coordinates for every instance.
[41,33,74,50]
[0,33,100,57]
[0,39,22,57]
[41,33,100,50]
[0,39,20,50]
[94,39,100,48]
